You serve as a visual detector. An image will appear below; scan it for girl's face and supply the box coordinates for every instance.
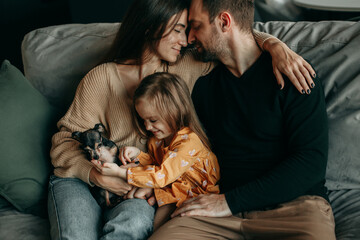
[136,98,174,145]
[156,10,188,63]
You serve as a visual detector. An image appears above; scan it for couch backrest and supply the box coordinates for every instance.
[21,21,360,191]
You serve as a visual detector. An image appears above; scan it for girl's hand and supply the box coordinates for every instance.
[119,146,141,165]
[124,187,156,206]
[120,162,140,169]
[263,38,316,94]
[91,160,126,178]
[133,188,154,200]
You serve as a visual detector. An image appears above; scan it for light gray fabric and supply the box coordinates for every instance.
[22,23,120,111]
[328,189,360,240]
[0,205,50,240]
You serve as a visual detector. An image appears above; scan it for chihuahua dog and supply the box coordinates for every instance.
[72,123,122,208]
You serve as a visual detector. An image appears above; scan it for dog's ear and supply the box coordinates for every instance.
[72,131,82,142]
[94,123,106,133]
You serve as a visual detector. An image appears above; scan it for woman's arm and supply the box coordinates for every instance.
[50,64,132,195]
[253,30,316,94]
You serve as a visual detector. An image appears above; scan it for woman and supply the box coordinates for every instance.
[48,0,315,239]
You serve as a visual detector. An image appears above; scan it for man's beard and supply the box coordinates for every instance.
[199,47,219,62]
[197,28,222,62]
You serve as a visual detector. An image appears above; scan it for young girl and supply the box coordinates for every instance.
[92,72,220,229]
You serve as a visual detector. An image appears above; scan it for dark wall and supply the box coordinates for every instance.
[1,0,133,72]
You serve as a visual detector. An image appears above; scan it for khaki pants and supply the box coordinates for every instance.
[149,195,336,240]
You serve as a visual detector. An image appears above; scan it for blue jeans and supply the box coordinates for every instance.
[48,175,155,240]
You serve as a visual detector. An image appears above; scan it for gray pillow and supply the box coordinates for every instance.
[0,60,58,217]
[22,21,360,190]
[22,23,120,112]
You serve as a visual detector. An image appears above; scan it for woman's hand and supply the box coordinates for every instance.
[91,160,127,178]
[89,167,132,196]
[119,146,141,165]
[263,38,316,94]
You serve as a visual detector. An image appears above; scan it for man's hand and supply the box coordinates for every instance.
[171,194,232,218]
[89,167,132,196]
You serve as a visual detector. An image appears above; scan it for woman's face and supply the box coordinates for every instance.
[156,10,188,63]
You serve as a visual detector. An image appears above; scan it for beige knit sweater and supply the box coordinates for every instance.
[50,30,273,185]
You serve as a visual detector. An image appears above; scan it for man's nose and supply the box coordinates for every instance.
[188,29,195,45]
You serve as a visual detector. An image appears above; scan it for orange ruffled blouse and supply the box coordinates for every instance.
[127,127,220,207]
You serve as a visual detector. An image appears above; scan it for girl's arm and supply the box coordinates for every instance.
[127,133,202,189]
[253,30,316,94]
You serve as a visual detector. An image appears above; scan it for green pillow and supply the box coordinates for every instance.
[0,60,58,217]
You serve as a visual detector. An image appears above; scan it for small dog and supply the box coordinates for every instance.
[72,123,122,208]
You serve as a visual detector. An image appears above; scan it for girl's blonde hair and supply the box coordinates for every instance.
[133,72,211,150]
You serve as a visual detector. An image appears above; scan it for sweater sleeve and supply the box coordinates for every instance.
[225,76,329,214]
[50,64,112,184]
[127,133,201,188]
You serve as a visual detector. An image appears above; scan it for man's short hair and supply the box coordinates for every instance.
[202,0,254,32]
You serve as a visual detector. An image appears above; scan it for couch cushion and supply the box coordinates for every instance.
[253,21,360,190]
[22,23,120,112]
[0,205,50,240]
[0,60,58,217]
[328,189,360,240]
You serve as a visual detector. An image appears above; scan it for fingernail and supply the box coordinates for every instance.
[313,73,316,78]
[311,83,315,88]
[301,89,305,94]
[278,84,282,89]
[307,89,311,94]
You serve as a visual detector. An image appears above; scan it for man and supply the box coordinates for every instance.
[150,0,336,239]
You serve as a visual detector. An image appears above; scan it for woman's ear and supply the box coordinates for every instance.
[218,12,231,32]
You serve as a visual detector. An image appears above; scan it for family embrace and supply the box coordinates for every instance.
[49,0,336,239]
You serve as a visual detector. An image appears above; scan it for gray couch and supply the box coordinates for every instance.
[0,20,359,239]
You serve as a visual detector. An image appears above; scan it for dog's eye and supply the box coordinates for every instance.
[97,143,103,148]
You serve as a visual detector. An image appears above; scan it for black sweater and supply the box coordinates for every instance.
[191,53,329,214]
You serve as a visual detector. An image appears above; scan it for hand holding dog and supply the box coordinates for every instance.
[89,168,132,197]
[171,194,232,218]
[92,160,127,179]
[119,146,141,165]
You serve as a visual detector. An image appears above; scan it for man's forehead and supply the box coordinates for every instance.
[189,0,206,22]
[189,0,203,19]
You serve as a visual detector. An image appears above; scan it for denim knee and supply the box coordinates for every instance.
[102,198,155,240]
[48,175,102,240]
